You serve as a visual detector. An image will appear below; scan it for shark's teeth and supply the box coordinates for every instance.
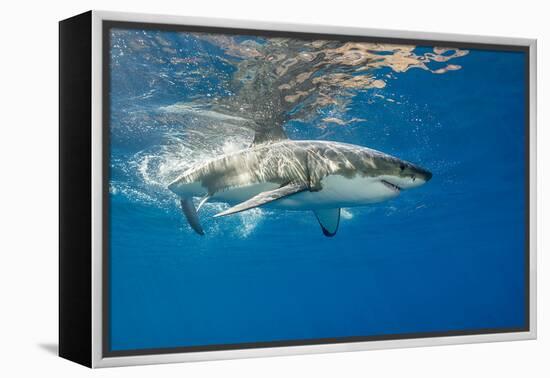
[381,180,401,192]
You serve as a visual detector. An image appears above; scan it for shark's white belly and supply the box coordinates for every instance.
[274,175,398,209]
[211,175,398,210]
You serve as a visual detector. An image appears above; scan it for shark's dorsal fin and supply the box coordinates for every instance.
[250,124,288,146]
[313,208,341,237]
[214,183,307,218]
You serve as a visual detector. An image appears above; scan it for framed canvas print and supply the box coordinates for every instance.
[59,10,537,368]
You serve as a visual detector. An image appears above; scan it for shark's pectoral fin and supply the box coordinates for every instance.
[214,183,308,218]
[313,208,341,237]
[180,198,205,235]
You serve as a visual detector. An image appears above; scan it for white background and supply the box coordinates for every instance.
[0,0,546,376]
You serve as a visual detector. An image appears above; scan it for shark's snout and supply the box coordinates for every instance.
[379,161,432,191]
[402,164,432,189]
[415,166,432,183]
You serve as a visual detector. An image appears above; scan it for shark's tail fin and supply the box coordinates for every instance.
[180,198,205,235]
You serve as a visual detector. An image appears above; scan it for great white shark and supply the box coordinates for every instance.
[168,128,432,237]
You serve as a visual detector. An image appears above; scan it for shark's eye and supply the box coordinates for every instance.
[399,164,405,171]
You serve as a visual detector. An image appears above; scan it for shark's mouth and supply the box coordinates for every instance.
[381,180,401,192]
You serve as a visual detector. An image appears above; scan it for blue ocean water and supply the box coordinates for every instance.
[108,29,526,351]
